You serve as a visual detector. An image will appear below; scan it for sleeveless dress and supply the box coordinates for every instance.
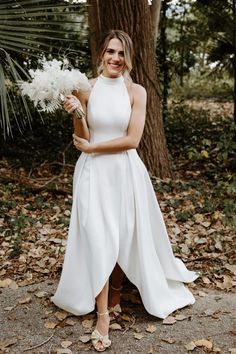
[51,74,198,319]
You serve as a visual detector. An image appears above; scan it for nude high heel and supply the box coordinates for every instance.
[108,285,122,320]
[91,311,111,352]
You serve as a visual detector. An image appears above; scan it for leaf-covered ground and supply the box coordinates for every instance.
[0,100,235,353]
[1,100,235,291]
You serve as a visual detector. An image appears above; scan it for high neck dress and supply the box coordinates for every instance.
[51,74,198,319]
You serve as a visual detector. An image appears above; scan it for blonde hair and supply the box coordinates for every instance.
[97,30,134,79]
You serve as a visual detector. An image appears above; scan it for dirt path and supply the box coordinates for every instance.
[0,281,235,354]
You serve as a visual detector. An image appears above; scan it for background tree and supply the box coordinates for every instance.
[87,0,172,178]
[157,0,171,122]
[195,0,236,123]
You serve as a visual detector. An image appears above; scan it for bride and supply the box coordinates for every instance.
[51,29,198,352]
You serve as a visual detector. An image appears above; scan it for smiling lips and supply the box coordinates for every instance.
[108,63,123,70]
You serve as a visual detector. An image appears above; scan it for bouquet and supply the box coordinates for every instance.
[19,57,91,119]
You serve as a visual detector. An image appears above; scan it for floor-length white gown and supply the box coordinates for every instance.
[51,74,198,319]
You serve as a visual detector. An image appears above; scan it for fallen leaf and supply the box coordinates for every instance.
[195,339,213,349]
[65,318,76,326]
[162,316,176,325]
[148,345,155,354]
[109,323,122,330]
[229,349,236,354]
[55,310,69,321]
[61,341,72,348]
[202,276,211,284]
[185,341,196,351]
[4,306,17,311]
[0,338,18,350]
[82,319,94,329]
[225,264,236,274]
[146,324,157,333]
[202,221,211,228]
[0,269,6,276]
[134,327,141,333]
[56,349,72,354]
[201,150,209,158]
[161,337,176,344]
[215,275,234,290]
[64,210,71,216]
[181,244,190,254]
[35,291,48,298]
[195,237,207,244]
[9,280,18,290]
[215,240,223,251]
[134,333,145,340]
[194,214,204,223]
[120,314,132,322]
[44,320,57,329]
[175,314,187,321]
[78,335,91,343]
[18,295,32,304]
[0,278,12,288]
[198,290,208,297]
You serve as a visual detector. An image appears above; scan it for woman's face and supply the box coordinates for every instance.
[102,38,126,78]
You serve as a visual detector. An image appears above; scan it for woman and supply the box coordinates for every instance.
[51,30,198,352]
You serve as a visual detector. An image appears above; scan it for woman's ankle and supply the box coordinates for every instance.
[108,285,122,307]
[96,311,110,335]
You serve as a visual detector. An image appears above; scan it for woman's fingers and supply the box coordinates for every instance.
[63,95,82,114]
[73,134,89,151]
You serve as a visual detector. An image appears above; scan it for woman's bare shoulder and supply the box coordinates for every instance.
[132,83,147,97]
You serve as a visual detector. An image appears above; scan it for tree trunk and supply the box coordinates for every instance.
[233,0,236,124]
[150,0,162,46]
[87,0,173,178]
[160,0,169,121]
[179,21,184,87]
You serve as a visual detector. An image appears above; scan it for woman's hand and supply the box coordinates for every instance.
[63,95,83,114]
[73,134,92,153]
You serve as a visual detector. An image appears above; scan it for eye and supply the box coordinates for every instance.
[119,52,124,57]
[106,49,114,54]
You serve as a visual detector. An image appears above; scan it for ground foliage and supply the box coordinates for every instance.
[0,101,235,294]
[0,100,236,354]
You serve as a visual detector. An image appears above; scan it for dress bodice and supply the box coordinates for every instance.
[87,75,132,144]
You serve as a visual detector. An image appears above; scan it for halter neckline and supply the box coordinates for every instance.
[99,74,124,85]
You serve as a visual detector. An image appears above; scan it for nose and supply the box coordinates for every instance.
[112,52,119,61]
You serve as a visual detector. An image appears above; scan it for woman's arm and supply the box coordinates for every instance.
[64,90,90,140]
[73,84,147,154]
[72,90,90,140]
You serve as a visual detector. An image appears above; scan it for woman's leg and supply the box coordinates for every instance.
[93,281,110,350]
[108,263,124,307]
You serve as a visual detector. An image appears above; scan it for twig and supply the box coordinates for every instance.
[23,331,55,352]
[48,342,53,354]
[61,141,72,166]
[122,315,136,334]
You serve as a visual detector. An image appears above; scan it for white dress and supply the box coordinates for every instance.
[51,74,198,319]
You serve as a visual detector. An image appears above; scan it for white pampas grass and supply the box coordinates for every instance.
[19,58,91,117]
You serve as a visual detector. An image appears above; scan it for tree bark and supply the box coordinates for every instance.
[159,0,169,122]
[233,0,236,123]
[87,0,173,178]
[150,0,162,46]
[86,0,101,75]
